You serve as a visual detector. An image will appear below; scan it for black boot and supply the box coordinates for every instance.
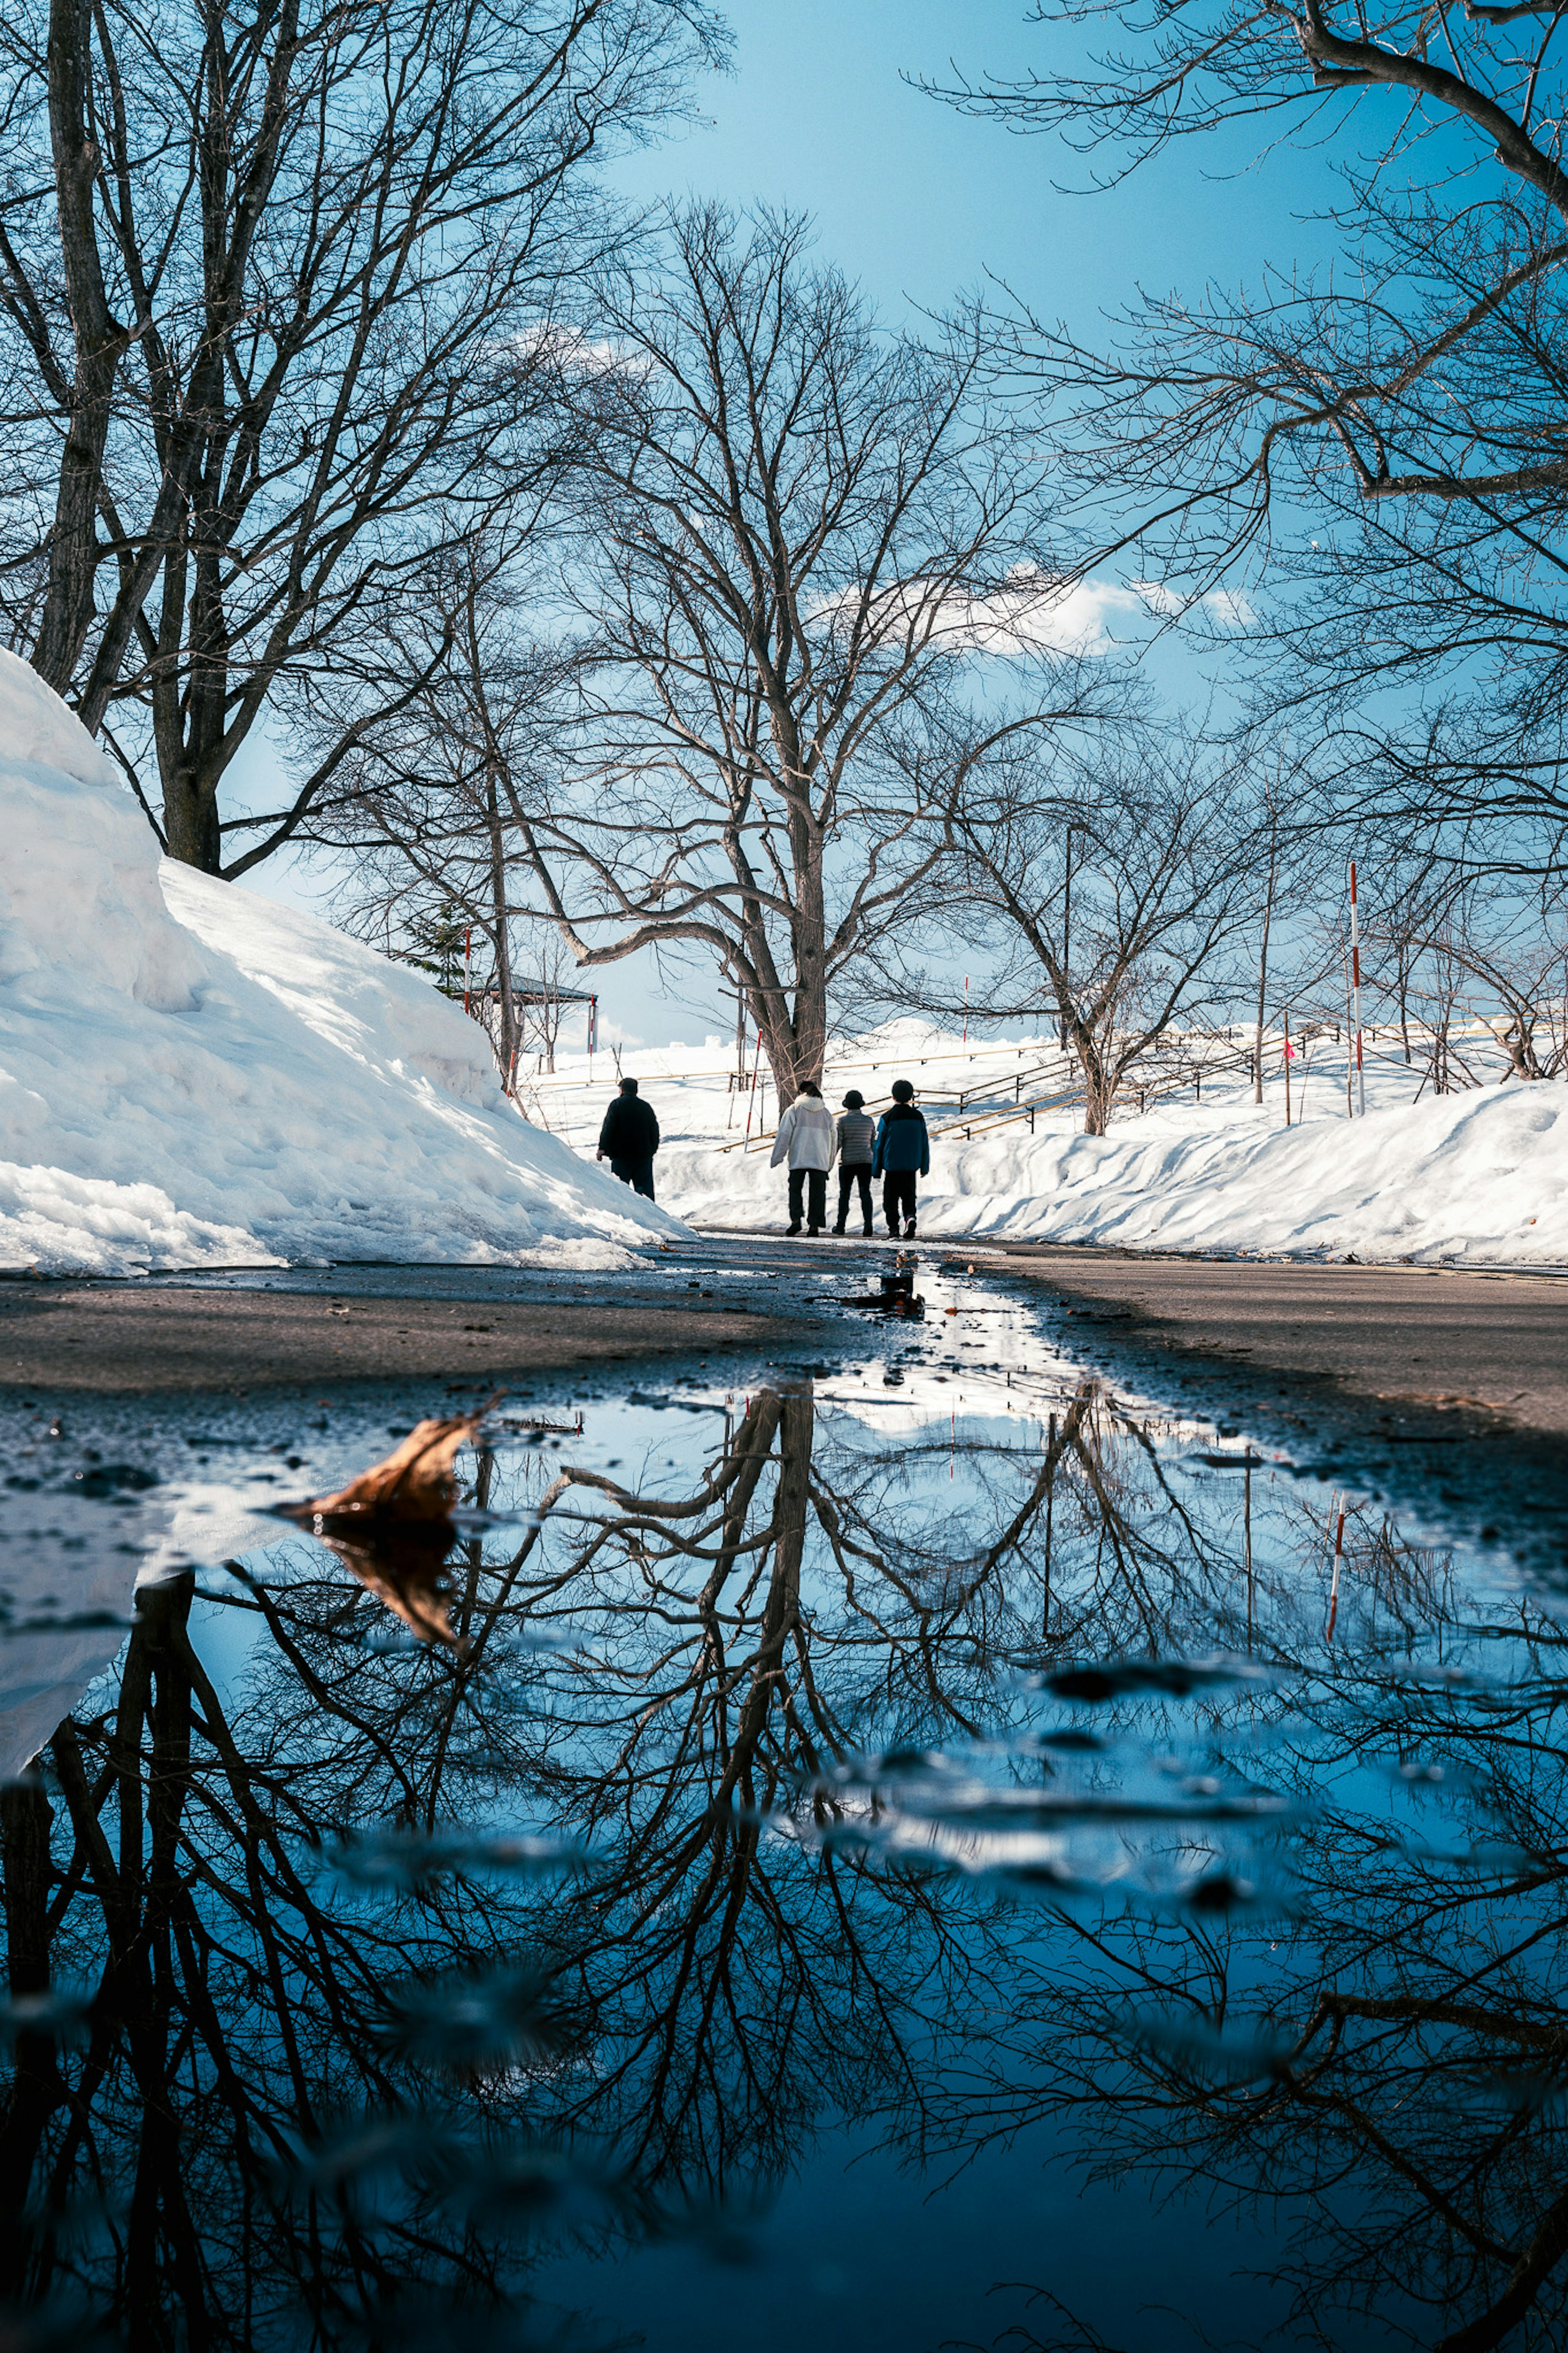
[905,1219,918,1238]
[786,1222,801,1236]
[833,1219,846,1236]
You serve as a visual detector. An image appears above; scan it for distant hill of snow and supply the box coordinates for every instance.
[0,653,684,1274]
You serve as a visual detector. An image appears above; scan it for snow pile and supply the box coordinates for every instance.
[510,1021,1568,1266]
[923,1082,1568,1262]
[0,653,685,1273]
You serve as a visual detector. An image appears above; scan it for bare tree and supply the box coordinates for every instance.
[0,0,724,870]
[927,2,1568,872]
[306,527,585,1086]
[507,201,1063,1106]
[888,712,1267,1132]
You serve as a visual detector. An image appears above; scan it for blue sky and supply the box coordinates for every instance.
[611,0,1336,324]
[250,0,1351,1046]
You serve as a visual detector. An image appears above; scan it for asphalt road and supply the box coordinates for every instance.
[993,1249,1568,1436]
[0,1278,808,1394]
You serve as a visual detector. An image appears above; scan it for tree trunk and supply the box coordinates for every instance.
[33,0,125,695]
[739,886,826,1113]
[161,764,223,870]
[1071,1021,1114,1135]
[0,1778,60,2296]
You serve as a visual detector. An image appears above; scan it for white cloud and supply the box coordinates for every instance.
[944,569,1147,656]
[1129,580,1256,633]
[820,565,1257,662]
[1199,587,1256,631]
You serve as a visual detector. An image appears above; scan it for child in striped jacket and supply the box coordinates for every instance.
[833,1090,877,1236]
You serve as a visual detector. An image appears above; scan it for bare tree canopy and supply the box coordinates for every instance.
[883,708,1268,1131]
[511,201,1071,1103]
[0,0,726,870]
[929,2,1568,859]
[306,524,580,1085]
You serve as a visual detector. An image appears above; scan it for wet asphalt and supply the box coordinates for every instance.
[2,1232,1565,1585]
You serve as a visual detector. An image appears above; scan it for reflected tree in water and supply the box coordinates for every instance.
[2,1383,1566,2350]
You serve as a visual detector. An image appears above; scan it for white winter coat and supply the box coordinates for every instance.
[770,1097,838,1172]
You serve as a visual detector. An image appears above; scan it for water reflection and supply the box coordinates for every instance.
[0,1355,1564,2351]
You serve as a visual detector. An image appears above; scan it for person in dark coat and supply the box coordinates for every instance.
[596,1077,660,1200]
[833,1088,876,1236]
[872,1077,929,1238]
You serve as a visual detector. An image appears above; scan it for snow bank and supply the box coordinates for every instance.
[662,1082,1568,1264]
[922,1083,1568,1262]
[510,1021,1568,1266]
[0,653,685,1273]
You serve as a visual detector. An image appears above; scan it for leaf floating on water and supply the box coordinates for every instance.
[283,1413,480,1526]
[277,2110,456,2204]
[276,1412,485,1650]
[440,2137,635,2233]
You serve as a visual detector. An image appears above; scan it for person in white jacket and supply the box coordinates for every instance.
[770,1078,837,1236]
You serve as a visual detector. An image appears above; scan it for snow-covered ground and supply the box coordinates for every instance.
[0,655,685,1275]
[517,1015,1568,1267]
[4,641,1559,1276]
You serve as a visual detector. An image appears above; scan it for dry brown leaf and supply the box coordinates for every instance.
[294,1412,482,1526]
[278,1412,486,1651]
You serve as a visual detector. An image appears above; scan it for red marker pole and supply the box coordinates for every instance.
[1284,1009,1292,1128]
[1325,1502,1345,1644]
[963,976,969,1046]
[463,926,471,1016]
[1348,861,1366,1117]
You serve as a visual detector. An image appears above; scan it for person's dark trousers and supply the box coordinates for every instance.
[788,1168,827,1231]
[610,1155,656,1201]
[882,1169,916,1235]
[835,1165,873,1234]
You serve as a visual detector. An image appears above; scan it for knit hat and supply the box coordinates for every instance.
[891,1078,915,1102]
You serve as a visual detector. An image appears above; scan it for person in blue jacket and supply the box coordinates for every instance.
[872,1077,929,1239]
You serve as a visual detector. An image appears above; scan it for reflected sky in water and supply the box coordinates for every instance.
[0,1256,1562,2353]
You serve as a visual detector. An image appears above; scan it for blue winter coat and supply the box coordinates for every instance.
[873,1103,929,1177]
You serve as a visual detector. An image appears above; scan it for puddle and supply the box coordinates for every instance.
[0,1257,1565,2351]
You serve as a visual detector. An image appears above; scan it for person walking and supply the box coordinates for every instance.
[596,1076,660,1201]
[873,1077,929,1239]
[770,1079,836,1235]
[833,1088,876,1236]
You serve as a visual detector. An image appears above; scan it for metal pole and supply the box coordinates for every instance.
[1060,829,1072,1051]
[1284,1008,1292,1127]
[1244,1453,1254,1655]
[1042,1410,1057,1635]
[1348,860,1366,1117]
[463,925,471,1016]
